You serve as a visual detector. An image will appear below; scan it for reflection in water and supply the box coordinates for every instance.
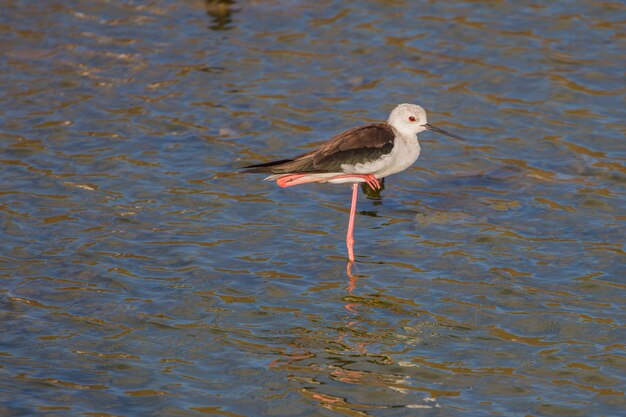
[346,261,358,294]
[361,178,385,202]
[269,260,443,413]
[204,0,239,31]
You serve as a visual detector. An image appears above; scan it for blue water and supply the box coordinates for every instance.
[1,1,624,416]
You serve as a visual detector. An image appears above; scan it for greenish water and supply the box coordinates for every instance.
[1,1,624,416]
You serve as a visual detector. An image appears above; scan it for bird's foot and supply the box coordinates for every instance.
[363,174,381,191]
[327,174,381,190]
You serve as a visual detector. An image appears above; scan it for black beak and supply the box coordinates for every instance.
[423,123,466,141]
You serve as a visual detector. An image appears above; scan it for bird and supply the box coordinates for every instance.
[242,103,466,262]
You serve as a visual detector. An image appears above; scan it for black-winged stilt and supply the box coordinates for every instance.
[243,103,466,262]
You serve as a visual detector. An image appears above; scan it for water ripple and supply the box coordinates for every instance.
[0,0,624,416]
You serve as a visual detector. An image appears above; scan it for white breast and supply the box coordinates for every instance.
[340,135,421,179]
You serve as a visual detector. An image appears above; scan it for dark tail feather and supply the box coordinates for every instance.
[241,158,294,173]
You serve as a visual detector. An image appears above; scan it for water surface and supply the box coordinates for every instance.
[1,0,625,416]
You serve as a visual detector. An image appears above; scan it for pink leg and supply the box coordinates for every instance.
[276,173,381,189]
[346,183,358,262]
[275,174,374,262]
[276,174,320,188]
[327,174,381,190]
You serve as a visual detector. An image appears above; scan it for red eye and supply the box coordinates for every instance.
[409,116,416,122]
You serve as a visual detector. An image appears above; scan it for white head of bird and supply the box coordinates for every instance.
[388,103,466,141]
[387,103,428,138]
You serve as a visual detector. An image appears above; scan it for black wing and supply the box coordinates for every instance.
[311,124,396,172]
[242,123,396,174]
